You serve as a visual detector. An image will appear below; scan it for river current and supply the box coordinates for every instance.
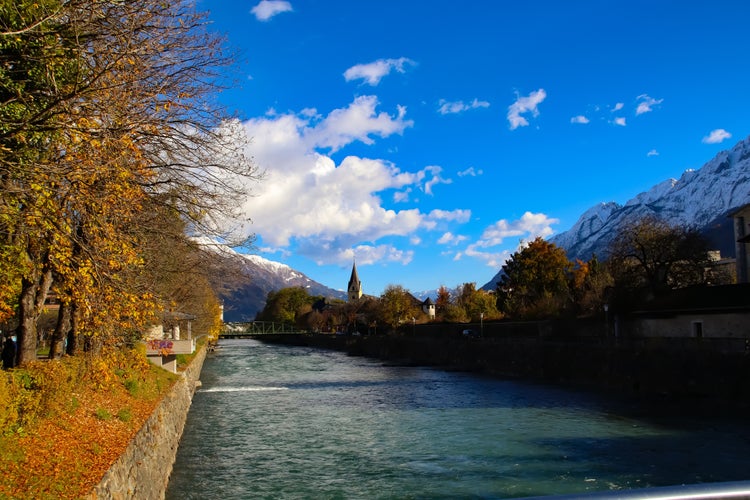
[166,339,750,499]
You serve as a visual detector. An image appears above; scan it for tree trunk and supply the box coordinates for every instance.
[66,302,80,356]
[15,254,53,365]
[16,277,39,365]
[49,302,72,359]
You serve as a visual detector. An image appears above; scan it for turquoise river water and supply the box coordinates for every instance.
[165,339,750,499]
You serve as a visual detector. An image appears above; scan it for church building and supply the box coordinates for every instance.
[347,261,363,302]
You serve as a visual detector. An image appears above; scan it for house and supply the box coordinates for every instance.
[422,297,436,319]
[629,284,750,341]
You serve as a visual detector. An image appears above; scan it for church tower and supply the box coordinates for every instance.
[347,260,362,302]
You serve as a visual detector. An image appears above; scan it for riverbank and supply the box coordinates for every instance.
[0,344,206,499]
[254,333,750,416]
[88,344,207,499]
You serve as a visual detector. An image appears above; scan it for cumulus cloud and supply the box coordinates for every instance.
[328,244,414,266]
[235,97,465,266]
[612,102,624,112]
[613,117,626,127]
[647,149,659,157]
[570,115,590,124]
[437,98,490,115]
[477,212,558,248]
[702,128,732,144]
[453,212,559,268]
[507,89,546,130]
[343,57,416,86]
[251,0,292,21]
[635,94,663,115]
[438,232,468,245]
[303,95,413,152]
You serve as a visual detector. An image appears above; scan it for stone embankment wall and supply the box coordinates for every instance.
[86,346,207,500]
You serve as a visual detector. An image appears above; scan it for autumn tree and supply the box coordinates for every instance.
[378,285,421,332]
[497,238,572,319]
[256,287,316,325]
[0,0,260,363]
[454,283,501,322]
[606,217,723,308]
[570,255,614,317]
[435,286,451,316]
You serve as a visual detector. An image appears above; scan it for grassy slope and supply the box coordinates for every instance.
[0,347,182,499]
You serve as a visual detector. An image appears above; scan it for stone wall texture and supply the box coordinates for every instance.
[86,346,206,500]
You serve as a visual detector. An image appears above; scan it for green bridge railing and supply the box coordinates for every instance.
[220,321,306,337]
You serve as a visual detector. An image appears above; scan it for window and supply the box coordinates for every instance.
[692,321,703,338]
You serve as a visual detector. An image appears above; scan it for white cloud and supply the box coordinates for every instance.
[393,188,411,203]
[570,115,590,124]
[702,128,732,144]
[235,98,468,266]
[647,149,659,157]
[251,0,292,21]
[422,165,452,195]
[613,117,627,127]
[438,98,490,115]
[427,209,471,223]
[457,166,483,177]
[343,57,415,86]
[635,94,663,115]
[304,95,413,152]
[507,89,546,130]
[461,247,512,269]
[477,212,558,248]
[437,232,468,245]
[455,212,559,268]
[612,102,624,112]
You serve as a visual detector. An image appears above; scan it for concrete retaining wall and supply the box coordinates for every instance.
[86,346,207,500]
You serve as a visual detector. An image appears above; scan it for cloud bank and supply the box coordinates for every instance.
[237,97,468,266]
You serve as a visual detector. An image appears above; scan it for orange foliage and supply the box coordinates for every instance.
[0,349,177,499]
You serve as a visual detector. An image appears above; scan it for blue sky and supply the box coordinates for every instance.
[203,0,750,296]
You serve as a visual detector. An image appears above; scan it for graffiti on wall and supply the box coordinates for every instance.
[147,339,174,356]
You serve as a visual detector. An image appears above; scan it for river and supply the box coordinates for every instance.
[166,339,750,499]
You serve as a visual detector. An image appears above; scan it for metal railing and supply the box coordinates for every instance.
[220,321,304,336]
[522,480,750,500]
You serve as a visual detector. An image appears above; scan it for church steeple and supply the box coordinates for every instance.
[347,260,362,302]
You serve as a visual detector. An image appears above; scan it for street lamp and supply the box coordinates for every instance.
[480,312,484,337]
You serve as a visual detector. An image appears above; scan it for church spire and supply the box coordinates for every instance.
[347,260,362,302]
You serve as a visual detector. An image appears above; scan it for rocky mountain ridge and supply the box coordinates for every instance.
[200,242,346,322]
[482,135,750,290]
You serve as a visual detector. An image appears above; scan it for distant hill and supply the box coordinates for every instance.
[198,242,346,322]
[482,136,750,291]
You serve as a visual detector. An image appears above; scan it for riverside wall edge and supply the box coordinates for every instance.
[86,345,207,500]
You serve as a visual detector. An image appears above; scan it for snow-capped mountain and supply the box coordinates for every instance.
[482,135,750,290]
[196,241,346,321]
[552,135,750,261]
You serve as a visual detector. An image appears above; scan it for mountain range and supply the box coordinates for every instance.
[481,136,750,291]
[219,136,750,317]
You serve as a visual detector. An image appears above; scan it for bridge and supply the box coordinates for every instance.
[220,321,307,338]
